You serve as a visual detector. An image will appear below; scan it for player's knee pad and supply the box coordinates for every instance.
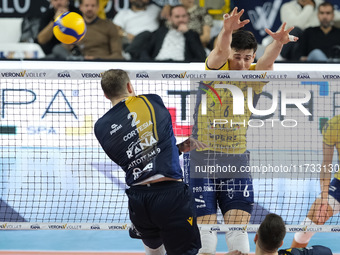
[143,238,166,255]
[225,231,250,253]
[143,244,166,255]
[294,218,316,244]
[198,230,218,255]
[294,217,316,244]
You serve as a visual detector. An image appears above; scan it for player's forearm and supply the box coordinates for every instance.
[256,40,283,70]
[37,21,54,45]
[207,28,232,69]
[320,164,332,199]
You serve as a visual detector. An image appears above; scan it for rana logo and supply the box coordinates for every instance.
[199,81,222,115]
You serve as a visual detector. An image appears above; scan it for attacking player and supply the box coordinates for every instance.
[94,69,206,255]
[291,115,340,248]
[187,7,298,255]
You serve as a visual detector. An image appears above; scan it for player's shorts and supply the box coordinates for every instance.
[184,150,254,217]
[126,181,201,255]
[278,245,333,255]
[329,178,340,203]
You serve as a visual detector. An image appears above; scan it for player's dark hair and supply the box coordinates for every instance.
[257,213,286,252]
[101,69,130,99]
[318,2,334,12]
[231,30,258,53]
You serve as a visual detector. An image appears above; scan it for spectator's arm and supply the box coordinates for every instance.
[37,21,54,45]
[160,4,171,20]
[115,25,135,42]
[184,30,206,61]
[280,2,314,29]
[94,24,124,60]
[37,7,68,45]
[200,25,211,47]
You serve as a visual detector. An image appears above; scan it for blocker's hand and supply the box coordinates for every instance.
[222,7,250,32]
[265,22,298,45]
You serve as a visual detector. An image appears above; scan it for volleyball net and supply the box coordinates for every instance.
[1,68,340,232]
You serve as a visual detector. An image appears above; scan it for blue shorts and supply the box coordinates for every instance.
[184,150,254,217]
[126,181,201,255]
[329,178,340,203]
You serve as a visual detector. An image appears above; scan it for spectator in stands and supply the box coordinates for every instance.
[280,0,320,60]
[180,0,213,47]
[140,5,206,62]
[78,0,123,60]
[281,0,320,31]
[37,0,80,56]
[151,0,180,19]
[113,0,161,60]
[298,2,340,62]
[54,0,123,60]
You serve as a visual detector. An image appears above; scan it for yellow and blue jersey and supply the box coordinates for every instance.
[322,115,340,180]
[193,60,266,154]
[94,94,182,186]
[278,245,332,255]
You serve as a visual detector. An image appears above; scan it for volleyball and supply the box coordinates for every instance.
[53,11,86,44]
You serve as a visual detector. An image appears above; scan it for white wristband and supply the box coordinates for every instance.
[289,35,295,42]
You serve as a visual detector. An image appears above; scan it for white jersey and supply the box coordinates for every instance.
[113,4,161,36]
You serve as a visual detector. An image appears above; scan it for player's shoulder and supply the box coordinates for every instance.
[138,94,164,105]
[139,93,162,100]
[98,18,116,26]
[327,115,340,127]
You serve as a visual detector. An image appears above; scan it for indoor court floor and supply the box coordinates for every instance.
[0,231,339,255]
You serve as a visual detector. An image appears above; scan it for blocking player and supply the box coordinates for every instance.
[94,69,205,255]
[187,7,298,255]
[291,115,340,248]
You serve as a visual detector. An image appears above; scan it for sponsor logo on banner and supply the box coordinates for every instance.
[161,71,206,79]
[217,73,230,79]
[288,226,308,232]
[108,224,128,230]
[297,73,310,79]
[247,0,282,37]
[5,224,22,229]
[0,70,46,78]
[228,226,247,231]
[81,72,103,78]
[331,227,340,232]
[30,224,41,229]
[241,72,268,79]
[0,223,7,229]
[136,72,149,78]
[210,226,220,231]
[239,72,289,80]
[48,224,67,229]
[322,74,340,79]
[66,225,82,230]
[58,71,71,78]
[91,224,101,230]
